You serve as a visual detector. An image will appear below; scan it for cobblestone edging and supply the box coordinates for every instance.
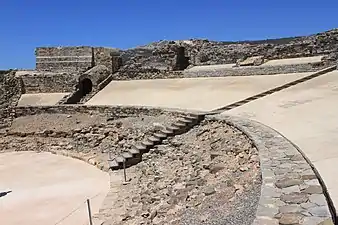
[207,115,335,225]
[183,62,333,78]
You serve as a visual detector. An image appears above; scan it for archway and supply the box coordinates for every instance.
[80,78,93,95]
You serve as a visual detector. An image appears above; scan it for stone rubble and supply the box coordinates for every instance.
[97,120,261,225]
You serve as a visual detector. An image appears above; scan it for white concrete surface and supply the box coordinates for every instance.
[17,93,70,106]
[86,73,311,111]
[263,56,324,66]
[185,63,236,72]
[225,70,338,208]
[0,151,109,225]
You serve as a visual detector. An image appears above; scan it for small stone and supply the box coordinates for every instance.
[308,206,330,217]
[210,152,222,160]
[209,163,225,174]
[262,186,282,198]
[67,115,72,118]
[281,192,308,204]
[239,166,248,172]
[276,178,302,188]
[302,174,317,180]
[301,202,317,209]
[305,179,320,186]
[203,187,216,196]
[309,194,327,206]
[282,185,300,194]
[303,185,323,194]
[291,154,304,161]
[279,213,303,225]
[279,205,302,213]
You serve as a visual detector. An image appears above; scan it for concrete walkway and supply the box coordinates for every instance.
[0,151,109,225]
[225,70,338,208]
[17,93,69,106]
[86,73,311,111]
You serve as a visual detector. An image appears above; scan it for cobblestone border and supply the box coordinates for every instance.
[207,114,335,225]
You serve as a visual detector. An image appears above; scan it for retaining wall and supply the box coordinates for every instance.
[184,61,332,78]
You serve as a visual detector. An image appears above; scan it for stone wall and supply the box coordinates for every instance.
[184,61,332,78]
[36,46,121,73]
[93,47,121,73]
[36,46,94,72]
[17,72,78,93]
[119,29,338,72]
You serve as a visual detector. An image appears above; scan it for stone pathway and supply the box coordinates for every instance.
[211,115,334,225]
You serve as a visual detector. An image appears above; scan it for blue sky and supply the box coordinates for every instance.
[0,0,337,69]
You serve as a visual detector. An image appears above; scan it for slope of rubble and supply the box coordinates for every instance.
[119,28,338,73]
[104,119,261,225]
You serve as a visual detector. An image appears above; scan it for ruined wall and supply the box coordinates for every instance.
[184,61,332,78]
[17,72,78,93]
[36,46,121,73]
[93,47,121,73]
[36,46,94,72]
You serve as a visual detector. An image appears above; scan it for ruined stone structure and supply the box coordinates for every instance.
[173,47,190,70]
[36,46,121,73]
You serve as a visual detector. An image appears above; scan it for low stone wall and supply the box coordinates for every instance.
[17,72,78,93]
[209,115,335,225]
[184,62,331,78]
[0,105,202,130]
[113,70,184,80]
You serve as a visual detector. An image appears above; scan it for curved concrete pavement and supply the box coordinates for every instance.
[225,70,338,210]
[0,151,109,225]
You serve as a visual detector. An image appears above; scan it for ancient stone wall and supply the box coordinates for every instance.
[36,46,94,72]
[119,29,338,72]
[17,72,78,93]
[93,47,121,73]
[36,46,121,73]
[184,61,332,78]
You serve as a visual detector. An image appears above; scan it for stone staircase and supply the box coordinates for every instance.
[108,113,205,170]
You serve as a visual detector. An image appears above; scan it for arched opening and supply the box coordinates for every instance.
[80,78,93,96]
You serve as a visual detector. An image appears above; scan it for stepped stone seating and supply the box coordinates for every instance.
[108,113,205,170]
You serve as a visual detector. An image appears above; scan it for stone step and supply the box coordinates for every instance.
[115,156,125,163]
[108,159,120,169]
[133,144,148,153]
[141,140,154,147]
[178,117,193,124]
[172,121,186,128]
[166,125,181,132]
[129,147,140,156]
[159,128,174,136]
[121,152,133,159]
[153,132,167,139]
[148,136,161,144]
[184,114,199,120]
